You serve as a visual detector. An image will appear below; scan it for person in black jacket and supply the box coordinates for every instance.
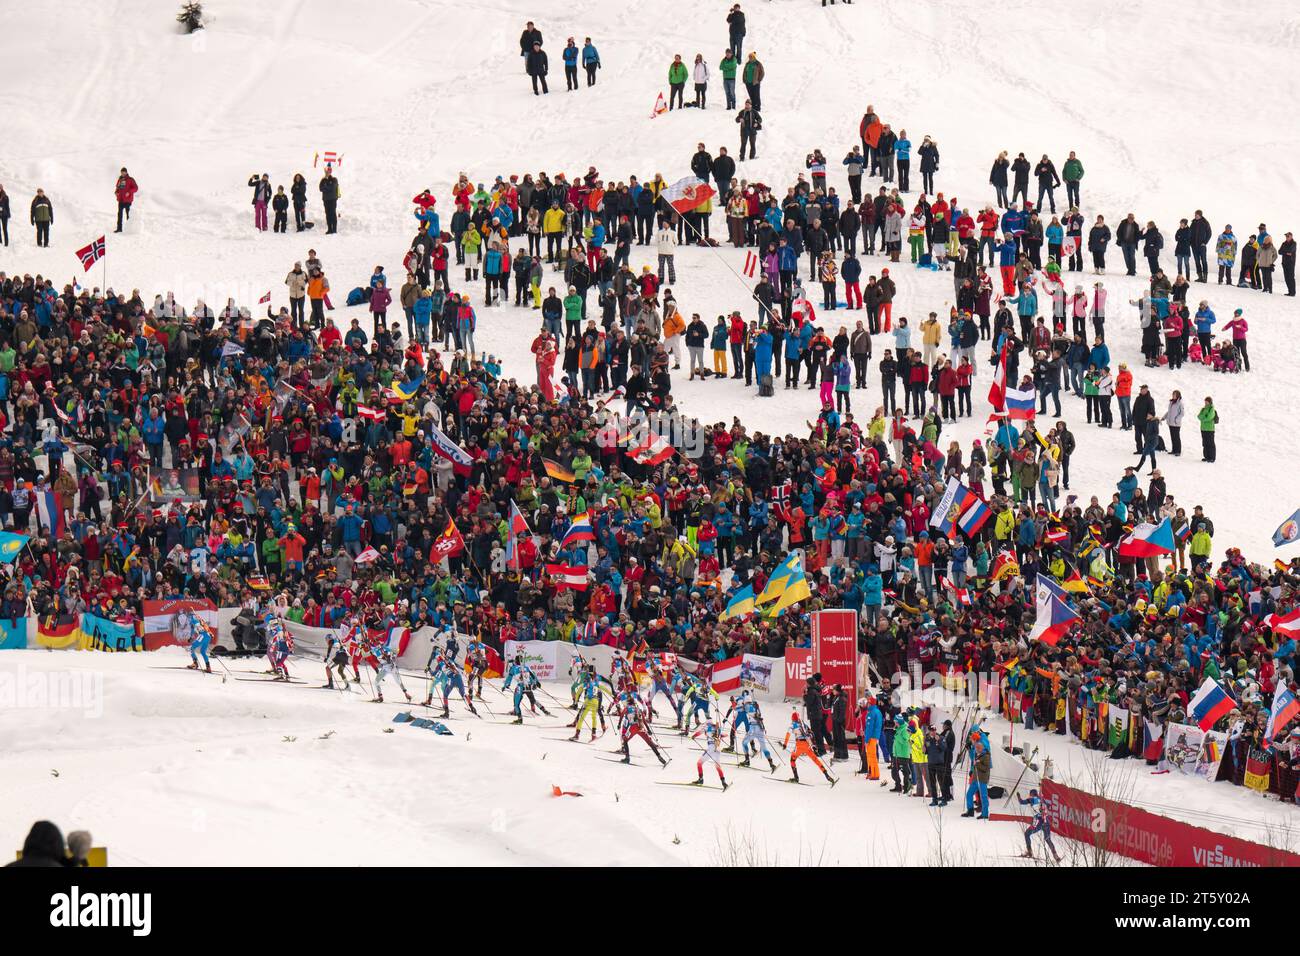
[318,169,340,234]
[726,4,746,60]
[1139,221,1163,275]
[1189,209,1212,282]
[1116,213,1141,275]
[30,188,53,247]
[989,151,1010,207]
[272,186,289,233]
[519,21,542,69]
[0,184,10,245]
[736,100,761,161]
[6,821,66,867]
[711,147,736,201]
[1010,152,1031,206]
[1034,154,1060,213]
[918,136,940,194]
[290,173,309,231]
[831,685,849,760]
[1282,231,1297,296]
[939,720,956,804]
[803,673,829,755]
[1087,215,1111,273]
[1130,383,1156,454]
[526,41,549,96]
[690,143,713,183]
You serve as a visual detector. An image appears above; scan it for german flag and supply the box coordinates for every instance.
[543,458,575,483]
[246,574,271,591]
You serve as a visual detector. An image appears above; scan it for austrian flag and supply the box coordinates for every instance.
[545,563,590,590]
[630,431,675,467]
[710,656,743,693]
[75,236,106,272]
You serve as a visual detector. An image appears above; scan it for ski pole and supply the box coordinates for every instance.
[1003,748,1038,807]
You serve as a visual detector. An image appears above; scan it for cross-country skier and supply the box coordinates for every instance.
[426,651,477,717]
[323,628,350,688]
[373,643,412,704]
[645,658,680,724]
[722,691,750,751]
[1017,789,1061,861]
[504,655,550,722]
[571,672,604,740]
[185,612,212,673]
[678,674,712,734]
[264,613,292,681]
[783,710,837,785]
[615,691,668,766]
[465,635,489,699]
[691,717,730,789]
[731,694,777,770]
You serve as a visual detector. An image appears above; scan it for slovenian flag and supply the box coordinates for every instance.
[1004,386,1037,420]
[1188,677,1236,731]
[1118,517,1176,558]
[559,511,595,549]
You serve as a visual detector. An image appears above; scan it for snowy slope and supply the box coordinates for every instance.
[2,0,1300,864]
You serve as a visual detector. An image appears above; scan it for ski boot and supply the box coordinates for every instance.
[657,751,668,768]
[824,772,837,788]
[375,694,384,703]
[186,662,199,670]
[539,706,552,717]
[568,730,580,740]
[589,729,598,741]
[204,663,212,674]
[720,778,730,791]
[404,691,413,703]
[467,701,478,716]
[739,756,751,768]
[767,757,778,772]
[423,697,433,707]
[620,749,631,764]
[791,772,800,784]
[690,776,704,787]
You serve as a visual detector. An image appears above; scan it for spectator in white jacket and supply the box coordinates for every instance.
[693,54,710,109]
[656,223,678,283]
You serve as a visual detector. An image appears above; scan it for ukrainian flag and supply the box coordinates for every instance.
[756,551,812,611]
[720,584,757,621]
[390,374,425,402]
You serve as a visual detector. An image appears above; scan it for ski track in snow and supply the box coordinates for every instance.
[2,0,1300,863]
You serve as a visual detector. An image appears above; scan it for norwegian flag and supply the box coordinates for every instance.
[743,250,758,278]
[258,291,271,304]
[75,236,106,272]
[770,480,792,519]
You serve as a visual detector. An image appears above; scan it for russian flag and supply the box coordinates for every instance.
[1118,517,1176,558]
[1266,607,1300,637]
[37,491,66,538]
[1188,677,1236,731]
[559,511,595,549]
[1004,386,1037,420]
[957,495,991,536]
[710,656,743,693]
[1265,688,1300,742]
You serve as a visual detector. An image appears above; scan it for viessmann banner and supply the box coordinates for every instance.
[811,609,857,704]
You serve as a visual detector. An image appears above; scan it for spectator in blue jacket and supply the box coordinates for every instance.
[581,38,601,86]
[562,38,580,91]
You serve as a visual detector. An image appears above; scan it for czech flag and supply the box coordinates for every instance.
[709,656,743,693]
[1188,677,1236,731]
[1004,386,1037,420]
[1266,607,1300,637]
[1118,517,1176,558]
[1028,591,1078,646]
[559,511,595,549]
[1265,688,1300,742]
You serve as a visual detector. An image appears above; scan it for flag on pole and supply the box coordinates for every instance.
[314,151,343,167]
[390,374,425,402]
[1118,517,1176,558]
[990,550,1020,582]
[36,491,65,538]
[719,584,757,621]
[220,341,245,358]
[1187,677,1236,731]
[941,577,974,607]
[629,431,675,467]
[426,419,473,477]
[743,250,758,278]
[1274,508,1300,548]
[650,92,668,117]
[354,546,381,564]
[543,458,576,483]
[75,236,106,272]
[1004,386,1037,420]
[988,341,1007,409]
[355,404,386,421]
[1265,688,1300,742]
[430,517,466,561]
[1265,607,1300,637]
[1028,574,1078,645]
[559,511,595,549]
[929,476,989,538]
[258,291,271,305]
[661,176,716,215]
[0,531,30,563]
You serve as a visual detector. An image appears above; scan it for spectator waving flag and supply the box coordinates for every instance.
[430,517,466,561]
[987,341,1007,409]
[929,476,988,537]
[1265,688,1300,742]
[559,511,595,549]
[1118,517,1176,557]
[1003,385,1037,420]
[661,176,716,215]
[75,235,106,272]
[545,563,590,590]
[1273,507,1300,548]
[1188,677,1236,731]
[426,418,472,477]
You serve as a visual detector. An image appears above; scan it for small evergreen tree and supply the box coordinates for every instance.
[177,2,204,34]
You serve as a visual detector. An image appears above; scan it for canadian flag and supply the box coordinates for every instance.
[650,92,667,117]
[710,656,743,693]
[258,291,271,304]
[743,250,758,278]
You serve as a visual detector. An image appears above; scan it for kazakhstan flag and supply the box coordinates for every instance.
[0,531,29,564]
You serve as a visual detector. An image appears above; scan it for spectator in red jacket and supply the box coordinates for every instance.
[114,167,139,233]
